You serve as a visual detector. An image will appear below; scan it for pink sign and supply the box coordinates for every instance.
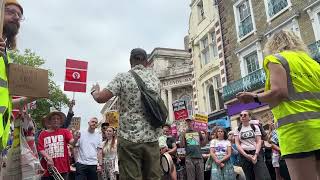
[193,122,208,131]
[171,124,178,137]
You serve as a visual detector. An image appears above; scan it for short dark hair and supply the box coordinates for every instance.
[130,48,147,63]
[101,122,109,127]
[162,124,171,129]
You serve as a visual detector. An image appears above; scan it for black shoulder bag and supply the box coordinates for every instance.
[129,70,168,128]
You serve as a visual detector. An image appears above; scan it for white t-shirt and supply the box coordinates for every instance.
[210,139,231,156]
[234,125,261,151]
[77,130,102,165]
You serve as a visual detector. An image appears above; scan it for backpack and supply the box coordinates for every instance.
[238,123,267,140]
[129,70,168,128]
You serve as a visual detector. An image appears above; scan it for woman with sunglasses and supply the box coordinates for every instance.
[210,127,235,180]
[236,30,320,180]
[234,110,271,180]
[98,127,119,180]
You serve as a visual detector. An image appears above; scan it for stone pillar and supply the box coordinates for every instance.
[161,89,168,108]
[167,88,174,125]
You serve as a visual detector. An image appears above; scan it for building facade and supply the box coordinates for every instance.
[148,48,193,128]
[188,0,230,128]
[217,0,320,128]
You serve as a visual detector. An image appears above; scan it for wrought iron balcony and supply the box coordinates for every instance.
[222,68,266,102]
[308,40,320,63]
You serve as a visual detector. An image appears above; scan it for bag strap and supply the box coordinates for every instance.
[129,70,146,91]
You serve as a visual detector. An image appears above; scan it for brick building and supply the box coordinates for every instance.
[217,0,320,128]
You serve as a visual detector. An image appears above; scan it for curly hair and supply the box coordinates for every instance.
[264,30,309,56]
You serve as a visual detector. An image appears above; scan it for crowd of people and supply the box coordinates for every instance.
[21,106,291,180]
[0,0,320,180]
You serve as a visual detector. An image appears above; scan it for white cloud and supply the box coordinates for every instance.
[17,0,190,130]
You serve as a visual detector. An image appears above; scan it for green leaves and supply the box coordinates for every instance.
[11,49,69,128]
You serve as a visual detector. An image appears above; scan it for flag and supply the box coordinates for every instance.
[12,96,36,118]
[64,59,88,92]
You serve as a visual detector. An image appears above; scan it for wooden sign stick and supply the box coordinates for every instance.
[0,0,5,36]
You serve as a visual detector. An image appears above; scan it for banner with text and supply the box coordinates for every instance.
[193,113,208,131]
[173,100,188,120]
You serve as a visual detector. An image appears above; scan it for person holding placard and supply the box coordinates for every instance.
[0,0,38,151]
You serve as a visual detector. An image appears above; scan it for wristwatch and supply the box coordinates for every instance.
[90,89,96,95]
[253,94,261,104]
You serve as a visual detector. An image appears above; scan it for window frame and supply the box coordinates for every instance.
[306,3,320,41]
[197,0,205,23]
[244,51,259,75]
[205,76,222,113]
[263,0,292,22]
[200,36,210,66]
[233,0,257,42]
[210,31,219,58]
[237,42,264,77]
[207,85,216,112]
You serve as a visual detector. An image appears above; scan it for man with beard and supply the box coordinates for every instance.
[0,0,36,151]
[75,117,102,180]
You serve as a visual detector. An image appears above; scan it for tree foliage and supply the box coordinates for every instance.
[10,49,69,126]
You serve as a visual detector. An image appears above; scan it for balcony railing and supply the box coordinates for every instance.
[308,40,320,63]
[222,68,266,102]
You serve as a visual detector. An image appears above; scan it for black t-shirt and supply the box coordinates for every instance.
[166,136,176,149]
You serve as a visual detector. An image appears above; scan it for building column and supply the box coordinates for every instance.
[167,88,174,125]
[161,89,168,108]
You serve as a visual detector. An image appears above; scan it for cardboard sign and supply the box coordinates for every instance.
[105,111,119,128]
[70,117,81,130]
[8,64,49,98]
[193,113,208,131]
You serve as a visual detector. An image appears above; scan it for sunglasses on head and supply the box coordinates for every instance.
[240,113,248,117]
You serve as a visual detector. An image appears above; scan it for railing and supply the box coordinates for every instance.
[268,0,288,17]
[239,16,253,38]
[308,40,320,63]
[222,68,266,101]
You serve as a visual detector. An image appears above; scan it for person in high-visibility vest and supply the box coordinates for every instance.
[237,30,320,180]
[0,0,35,151]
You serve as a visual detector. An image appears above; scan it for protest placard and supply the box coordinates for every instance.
[193,113,208,131]
[105,111,119,128]
[172,100,188,120]
[8,64,48,98]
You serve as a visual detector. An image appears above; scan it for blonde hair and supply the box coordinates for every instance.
[264,30,309,55]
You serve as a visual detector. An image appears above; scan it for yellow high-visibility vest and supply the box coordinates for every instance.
[0,54,12,150]
[264,51,320,156]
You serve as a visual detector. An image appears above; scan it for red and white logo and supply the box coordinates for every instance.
[72,72,81,80]
[64,59,88,93]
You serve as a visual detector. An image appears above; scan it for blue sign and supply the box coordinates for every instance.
[208,116,230,132]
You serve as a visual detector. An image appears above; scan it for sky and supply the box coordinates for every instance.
[17,0,190,130]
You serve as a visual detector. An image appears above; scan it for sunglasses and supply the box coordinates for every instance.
[240,114,248,117]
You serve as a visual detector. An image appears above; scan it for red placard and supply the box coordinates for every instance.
[173,100,189,120]
[64,59,88,93]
